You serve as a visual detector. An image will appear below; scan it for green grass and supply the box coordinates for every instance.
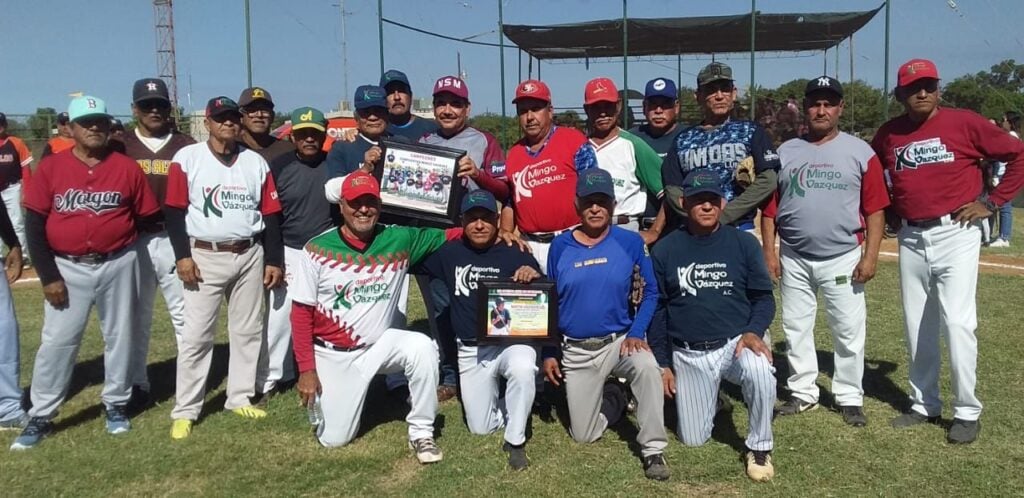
[2,262,1022,496]
[981,207,1024,258]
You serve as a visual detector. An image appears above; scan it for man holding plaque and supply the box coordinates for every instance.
[325,85,394,181]
[291,171,463,463]
[503,79,598,273]
[421,189,541,470]
[543,169,669,481]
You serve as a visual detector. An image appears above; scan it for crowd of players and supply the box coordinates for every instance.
[0,57,1022,484]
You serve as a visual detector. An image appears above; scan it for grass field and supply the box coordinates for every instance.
[1,260,1022,496]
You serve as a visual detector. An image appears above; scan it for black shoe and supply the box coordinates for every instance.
[839,405,867,427]
[128,386,151,415]
[947,419,980,444]
[774,398,818,418]
[890,411,939,429]
[600,379,629,427]
[643,453,670,481]
[503,441,529,471]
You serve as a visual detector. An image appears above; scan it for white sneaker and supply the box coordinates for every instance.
[989,239,1010,248]
[410,437,443,464]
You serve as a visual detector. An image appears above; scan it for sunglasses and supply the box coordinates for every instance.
[903,79,939,94]
[700,81,735,95]
[136,99,172,112]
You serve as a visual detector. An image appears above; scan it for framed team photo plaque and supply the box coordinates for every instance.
[376,139,466,226]
[477,281,559,345]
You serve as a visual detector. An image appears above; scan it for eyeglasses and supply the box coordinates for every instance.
[700,81,735,96]
[136,99,172,112]
[242,107,273,117]
[903,79,939,94]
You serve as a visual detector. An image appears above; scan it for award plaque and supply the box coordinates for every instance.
[376,139,466,226]
[477,281,559,345]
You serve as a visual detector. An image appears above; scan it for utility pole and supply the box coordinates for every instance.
[153,1,179,118]
[341,0,349,101]
[244,0,253,86]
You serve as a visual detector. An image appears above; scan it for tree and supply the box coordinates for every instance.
[942,60,1024,119]
[467,113,520,149]
[556,110,583,130]
[26,107,58,140]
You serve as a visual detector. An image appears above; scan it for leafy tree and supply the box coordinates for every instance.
[942,60,1024,119]
[26,107,58,140]
[467,113,520,149]
[556,109,583,130]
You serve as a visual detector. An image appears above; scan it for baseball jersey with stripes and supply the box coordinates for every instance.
[590,129,664,217]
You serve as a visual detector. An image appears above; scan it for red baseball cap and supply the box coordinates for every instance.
[433,76,469,101]
[897,59,940,88]
[513,79,551,104]
[584,77,619,105]
[341,172,380,202]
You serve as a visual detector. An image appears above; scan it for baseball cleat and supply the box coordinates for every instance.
[0,413,29,431]
[231,405,268,419]
[774,398,818,418]
[105,405,132,435]
[744,449,775,482]
[839,405,868,427]
[9,417,54,451]
[643,453,670,481]
[947,419,980,444]
[170,419,193,440]
[410,437,443,464]
[436,385,458,403]
[890,411,939,429]
[503,441,529,471]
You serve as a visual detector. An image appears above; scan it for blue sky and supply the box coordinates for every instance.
[1,0,1021,117]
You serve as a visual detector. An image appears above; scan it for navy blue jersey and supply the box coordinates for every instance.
[649,225,774,345]
[387,117,439,141]
[547,226,657,340]
[421,239,539,342]
[661,119,780,226]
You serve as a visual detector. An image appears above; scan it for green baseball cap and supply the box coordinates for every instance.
[290,107,327,132]
[697,62,734,87]
[67,96,112,123]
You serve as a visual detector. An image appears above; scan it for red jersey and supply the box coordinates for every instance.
[871,108,1024,220]
[505,126,596,234]
[23,149,160,255]
[0,136,33,187]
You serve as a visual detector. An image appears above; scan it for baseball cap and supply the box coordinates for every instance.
[460,189,498,215]
[290,107,327,132]
[513,79,551,104]
[697,62,734,87]
[341,171,381,202]
[644,77,678,100]
[68,96,112,123]
[495,296,505,304]
[206,96,241,118]
[380,69,411,91]
[682,169,724,198]
[897,58,940,88]
[132,78,170,104]
[584,77,619,105]
[0,113,7,126]
[804,76,844,99]
[238,87,274,107]
[353,85,388,111]
[576,168,616,200]
[110,118,124,130]
[433,76,469,101]
[57,112,70,125]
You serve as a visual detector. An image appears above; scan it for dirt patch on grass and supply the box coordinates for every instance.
[878,238,1024,276]
[373,454,424,494]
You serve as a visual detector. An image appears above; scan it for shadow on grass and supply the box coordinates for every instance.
[771,342,908,412]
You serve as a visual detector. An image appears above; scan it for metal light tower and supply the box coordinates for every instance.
[153,0,179,112]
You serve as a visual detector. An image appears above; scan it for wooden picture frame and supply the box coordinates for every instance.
[476,281,559,345]
[375,139,466,227]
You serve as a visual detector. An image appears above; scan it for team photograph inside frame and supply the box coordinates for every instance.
[376,139,466,226]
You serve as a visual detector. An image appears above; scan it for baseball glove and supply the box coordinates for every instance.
[630,264,644,308]
[734,156,755,187]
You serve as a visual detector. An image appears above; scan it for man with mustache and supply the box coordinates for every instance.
[582,77,665,244]
[760,76,889,427]
[256,107,335,406]
[661,62,781,233]
[380,69,439,140]
[238,87,295,170]
[629,78,685,233]
[13,96,160,450]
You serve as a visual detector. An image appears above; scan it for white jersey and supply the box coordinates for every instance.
[590,129,664,218]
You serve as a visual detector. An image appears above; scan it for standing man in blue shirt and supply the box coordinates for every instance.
[421,190,541,470]
[649,170,777,482]
[380,69,439,140]
[543,168,669,481]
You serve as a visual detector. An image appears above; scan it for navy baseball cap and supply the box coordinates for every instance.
[353,85,387,110]
[576,168,616,200]
[380,69,411,91]
[460,189,498,215]
[644,77,678,100]
[682,170,724,198]
[804,75,844,99]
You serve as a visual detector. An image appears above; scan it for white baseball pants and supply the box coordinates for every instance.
[315,328,438,447]
[1,182,27,252]
[456,342,537,446]
[130,231,185,391]
[256,246,302,394]
[898,218,982,421]
[780,244,866,406]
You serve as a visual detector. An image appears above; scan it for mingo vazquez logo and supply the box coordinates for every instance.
[454,264,500,297]
[786,163,848,198]
[894,138,954,171]
[512,159,565,201]
[333,275,391,310]
[202,184,257,218]
[54,189,122,214]
[677,262,733,297]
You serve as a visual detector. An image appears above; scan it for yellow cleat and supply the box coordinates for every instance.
[170,419,193,440]
[231,405,268,419]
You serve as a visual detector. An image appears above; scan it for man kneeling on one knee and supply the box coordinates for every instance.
[649,169,778,482]
[289,172,461,463]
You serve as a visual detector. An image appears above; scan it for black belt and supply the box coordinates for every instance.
[458,338,478,347]
[564,331,626,351]
[192,238,254,253]
[613,215,639,225]
[672,337,730,351]
[640,217,657,230]
[313,337,366,352]
[905,214,951,229]
[522,229,568,244]
[57,251,118,264]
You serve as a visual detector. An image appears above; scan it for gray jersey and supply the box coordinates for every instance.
[775,132,889,259]
[420,126,506,192]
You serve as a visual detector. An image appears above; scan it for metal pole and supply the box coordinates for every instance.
[835,42,840,79]
[244,0,252,86]
[341,0,349,101]
[677,52,682,93]
[377,0,385,76]
[883,0,891,118]
[622,0,628,126]
[538,58,542,79]
[749,0,756,120]
[499,0,506,118]
[850,35,855,131]
[518,49,523,83]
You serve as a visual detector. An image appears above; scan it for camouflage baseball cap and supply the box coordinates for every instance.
[697,62,734,87]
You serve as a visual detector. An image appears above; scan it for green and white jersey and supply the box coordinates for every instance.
[290,225,450,348]
[590,129,664,217]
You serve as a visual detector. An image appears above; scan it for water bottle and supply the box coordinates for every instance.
[307,395,323,426]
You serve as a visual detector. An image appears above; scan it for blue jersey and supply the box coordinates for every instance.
[661,119,780,226]
[387,117,439,141]
[547,226,657,340]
